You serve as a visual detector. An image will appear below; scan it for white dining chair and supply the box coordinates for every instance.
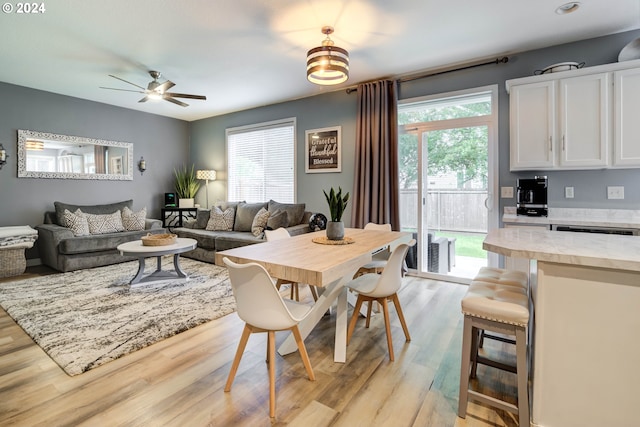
[223,257,316,418]
[353,222,393,278]
[265,228,318,301]
[345,239,416,361]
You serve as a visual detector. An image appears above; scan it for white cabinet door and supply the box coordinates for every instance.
[614,68,640,167]
[558,73,610,168]
[510,81,556,170]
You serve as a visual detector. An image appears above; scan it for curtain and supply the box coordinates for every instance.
[350,79,400,230]
[94,146,106,174]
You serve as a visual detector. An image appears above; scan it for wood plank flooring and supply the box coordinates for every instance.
[0,266,520,426]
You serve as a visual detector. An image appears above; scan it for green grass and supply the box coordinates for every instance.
[435,231,486,258]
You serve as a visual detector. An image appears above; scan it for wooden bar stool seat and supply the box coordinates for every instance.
[459,279,531,427]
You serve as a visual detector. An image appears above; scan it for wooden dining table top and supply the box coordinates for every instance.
[215,228,412,287]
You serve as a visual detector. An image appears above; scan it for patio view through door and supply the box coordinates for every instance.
[398,87,499,281]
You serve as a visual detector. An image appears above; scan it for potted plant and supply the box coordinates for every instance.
[323,186,349,240]
[174,164,200,208]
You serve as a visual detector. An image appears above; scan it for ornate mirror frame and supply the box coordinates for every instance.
[17,129,134,180]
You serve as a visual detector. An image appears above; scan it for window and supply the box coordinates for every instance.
[226,118,296,203]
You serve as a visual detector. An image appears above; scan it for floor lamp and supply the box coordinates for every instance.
[196,170,216,209]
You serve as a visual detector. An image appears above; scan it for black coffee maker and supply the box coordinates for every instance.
[516,176,548,216]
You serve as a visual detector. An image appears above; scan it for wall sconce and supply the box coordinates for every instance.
[138,157,146,175]
[196,169,216,208]
[0,144,7,170]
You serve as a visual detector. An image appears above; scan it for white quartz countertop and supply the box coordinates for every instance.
[502,208,640,229]
[484,228,640,272]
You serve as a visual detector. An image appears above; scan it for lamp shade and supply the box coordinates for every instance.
[307,26,349,85]
[196,170,216,180]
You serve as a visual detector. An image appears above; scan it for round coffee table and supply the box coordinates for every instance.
[117,238,197,285]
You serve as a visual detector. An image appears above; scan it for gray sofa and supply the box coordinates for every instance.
[173,200,312,264]
[36,199,164,272]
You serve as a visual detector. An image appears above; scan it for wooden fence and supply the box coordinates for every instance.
[399,189,487,233]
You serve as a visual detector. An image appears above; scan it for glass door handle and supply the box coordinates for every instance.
[484,195,491,210]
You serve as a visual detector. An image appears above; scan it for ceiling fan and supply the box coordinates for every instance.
[100,71,206,107]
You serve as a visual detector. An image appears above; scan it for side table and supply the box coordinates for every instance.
[161,207,198,229]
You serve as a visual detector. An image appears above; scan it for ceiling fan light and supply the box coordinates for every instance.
[307,27,349,85]
[147,92,162,100]
[25,140,44,151]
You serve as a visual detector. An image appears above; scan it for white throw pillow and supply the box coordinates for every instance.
[122,206,146,231]
[63,208,90,236]
[251,207,270,237]
[206,207,235,231]
[84,210,125,235]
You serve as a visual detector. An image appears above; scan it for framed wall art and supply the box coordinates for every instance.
[305,126,341,173]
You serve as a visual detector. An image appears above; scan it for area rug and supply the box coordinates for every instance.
[0,258,235,376]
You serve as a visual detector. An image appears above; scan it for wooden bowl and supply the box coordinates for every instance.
[141,233,177,246]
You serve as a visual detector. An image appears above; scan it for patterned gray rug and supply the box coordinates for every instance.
[0,258,235,376]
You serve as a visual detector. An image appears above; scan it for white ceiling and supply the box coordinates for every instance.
[1,0,638,122]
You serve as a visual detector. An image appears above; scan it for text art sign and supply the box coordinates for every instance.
[305,126,341,173]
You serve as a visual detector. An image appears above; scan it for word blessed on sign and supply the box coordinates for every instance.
[305,126,342,173]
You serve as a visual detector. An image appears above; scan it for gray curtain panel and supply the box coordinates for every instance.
[351,80,400,230]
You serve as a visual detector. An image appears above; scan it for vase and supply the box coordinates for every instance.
[178,198,194,208]
[326,221,345,240]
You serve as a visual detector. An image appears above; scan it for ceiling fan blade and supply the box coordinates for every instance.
[164,96,188,107]
[100,86,145,94]
[139,96,150,103]
[156,80,175,93]
[108,74,146,90]
[164,92,207,100]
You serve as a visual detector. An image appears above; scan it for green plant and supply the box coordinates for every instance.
[174,164,200,199]
[323,187,350,222]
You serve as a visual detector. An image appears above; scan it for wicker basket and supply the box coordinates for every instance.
[0,247,27,278]
[141,233,177,246]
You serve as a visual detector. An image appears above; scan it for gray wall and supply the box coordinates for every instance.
[190,29,640,222]
[0,82,190,258]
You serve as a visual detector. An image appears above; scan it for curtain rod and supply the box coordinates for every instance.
[345,56,509,94]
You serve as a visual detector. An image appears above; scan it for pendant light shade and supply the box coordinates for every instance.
[307,26,349,85]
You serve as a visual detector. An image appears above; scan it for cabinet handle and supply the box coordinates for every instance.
[549,136,552,151]
[562,135,565,151]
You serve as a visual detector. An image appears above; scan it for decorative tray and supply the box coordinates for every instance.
[312,236,355,245]
[142,233,177,246]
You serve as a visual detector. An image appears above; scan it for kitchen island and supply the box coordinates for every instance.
[484,228,640,427]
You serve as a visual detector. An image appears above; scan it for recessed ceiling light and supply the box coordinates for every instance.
[556,2,580,15]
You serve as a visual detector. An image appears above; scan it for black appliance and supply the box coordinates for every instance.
[164,192,176,207]
[517,176,548,216]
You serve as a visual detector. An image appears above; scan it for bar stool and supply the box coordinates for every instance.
[458,280,531,427]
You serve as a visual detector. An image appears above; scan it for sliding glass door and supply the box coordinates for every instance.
[399,87,499,281]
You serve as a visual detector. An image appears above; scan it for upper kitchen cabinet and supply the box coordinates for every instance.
[507,59,640,171]
[614,68,640,167]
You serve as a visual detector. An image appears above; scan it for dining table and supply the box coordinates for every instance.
[215,227,413,363]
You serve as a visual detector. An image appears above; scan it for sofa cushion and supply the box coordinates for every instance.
[268,200,305,226]
[55,200,133,227]
[121,207,146,231]
[58,229,161,255]
[251,207,270,237]
[172,228,218,251]
[233,202,268,232]
[266,209,288,230]
[215,232,264,251]
[63,209,90,236]
[206,207,235,231]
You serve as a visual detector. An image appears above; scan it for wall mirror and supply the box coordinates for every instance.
[17,129,133,180]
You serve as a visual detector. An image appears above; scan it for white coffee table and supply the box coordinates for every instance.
[117,238,197,285]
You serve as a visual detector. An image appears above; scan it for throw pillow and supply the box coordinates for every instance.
[267,200,306,227]
[266,209,288,230]
[84,210,126,235]
[234,202,268,232]
[206,207,235,231]
[121,206,146,231]
[251,207,270,237]
[63,209,90,236]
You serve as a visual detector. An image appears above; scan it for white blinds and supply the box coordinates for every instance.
[226,118,296,203]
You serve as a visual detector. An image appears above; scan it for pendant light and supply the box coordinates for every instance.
[306,26,349,85]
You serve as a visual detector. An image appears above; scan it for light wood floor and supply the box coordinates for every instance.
[0,266,521,427]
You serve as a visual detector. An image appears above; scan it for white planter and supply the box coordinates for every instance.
[178,198,194,208]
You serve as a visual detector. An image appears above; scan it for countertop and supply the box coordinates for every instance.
[502,207,640,229]
[484,227,640,272]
